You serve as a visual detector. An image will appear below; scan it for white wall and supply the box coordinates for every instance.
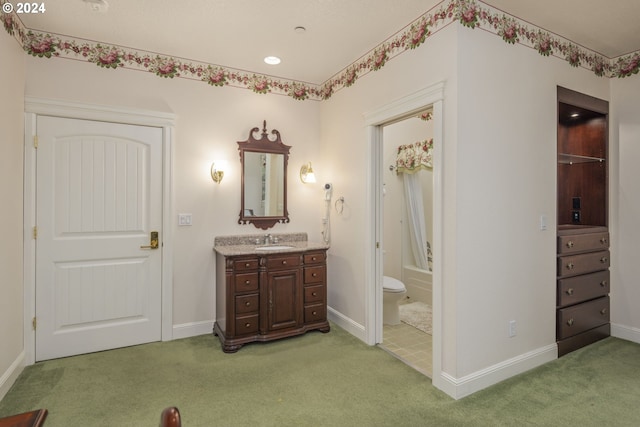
[610,76,640,341]
[319,23,459,361]
[24,57,322,329]
[455,27,610,377]
[0,32,26,399]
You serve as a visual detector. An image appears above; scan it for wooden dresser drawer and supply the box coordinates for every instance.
[304,303,326,323]
[234,272,259,293]
[557,296,609,339]
[235,294,259,315]
[235,313,259,335]
[265,255,300,270]
[558,232,609,255]
[233,258,259,271]
[304,284,325,303]
[557,270,610,307]
[304,251,326,264]
[557,250,609,277]
[304,266,325,284]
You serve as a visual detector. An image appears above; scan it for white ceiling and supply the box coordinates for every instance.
[17,0,640,84]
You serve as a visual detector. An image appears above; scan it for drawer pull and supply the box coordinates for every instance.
[245,280,251,285]
[600,257,608,264]
[600,280,608,287]
[566,262,574,270]
[312,292,317,297]
[282,260,287,265]
[312,256,317,261]
[312,311,317,316]
[567,318,574,326]
[312,273,318,277]
[600,237,608,244]
[600,308,608,315]
[245,323,251,328]
[245,301,251,307]
[566,288,574,296]
[566,240,574,248]
[245,263,251,267]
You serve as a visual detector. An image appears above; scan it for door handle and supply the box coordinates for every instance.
[140,231,159,249]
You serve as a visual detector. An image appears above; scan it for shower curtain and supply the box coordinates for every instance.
[396,139,433,271]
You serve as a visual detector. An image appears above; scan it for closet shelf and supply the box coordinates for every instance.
[558,153,605,164]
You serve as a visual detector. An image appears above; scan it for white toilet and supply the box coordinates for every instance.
[383,276,407,325]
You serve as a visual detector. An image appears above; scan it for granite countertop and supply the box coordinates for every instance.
[214,232,330,256]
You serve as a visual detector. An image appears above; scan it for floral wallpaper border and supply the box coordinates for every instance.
[1,0,639,101]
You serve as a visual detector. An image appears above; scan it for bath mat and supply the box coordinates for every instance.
[399,302,432,335]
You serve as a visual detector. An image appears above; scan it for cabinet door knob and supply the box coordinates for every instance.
[600,308,608,315]
[312,311,317,316]
[566,262,574,270]
[312,273,318,277]
[566,241,574,248]
[312,292,317,296]
[245,280,251,285]
[566,288,574,296]
[312,256,317,261]
[245,263,251,267]
[245,301,251,307]
[600,280,608,287]
[567,318,574,326]
[282,260,287,265]
[245,323,251,328]
[600,257,608,263]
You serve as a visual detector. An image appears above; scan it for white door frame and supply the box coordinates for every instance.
[23,97,175,365]
[363,82,445,389]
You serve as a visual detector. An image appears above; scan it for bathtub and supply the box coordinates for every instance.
[402,265,432,305]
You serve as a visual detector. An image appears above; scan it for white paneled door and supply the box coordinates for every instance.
[35,116,163,361]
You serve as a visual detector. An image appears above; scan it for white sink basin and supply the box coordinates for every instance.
[255,245,294,251]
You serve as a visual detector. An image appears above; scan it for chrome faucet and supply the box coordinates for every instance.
[264,234,272,245]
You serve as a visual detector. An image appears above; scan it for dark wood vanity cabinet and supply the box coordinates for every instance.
[214,250,329,352]
[556,87,609,356]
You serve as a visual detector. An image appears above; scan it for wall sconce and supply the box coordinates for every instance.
[211,162,224,184]
[300,162,317,184]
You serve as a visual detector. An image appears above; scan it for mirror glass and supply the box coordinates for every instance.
[242,152,285,217]
[238,121,291,229]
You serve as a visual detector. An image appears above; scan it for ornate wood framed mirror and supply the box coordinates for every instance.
[238,121,291,229]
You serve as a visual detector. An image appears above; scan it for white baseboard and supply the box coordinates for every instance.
[0,351,25,401]
[327,306,367,343]
[171,320,214,340]
[611,323,640,344]
[437,344,558,400]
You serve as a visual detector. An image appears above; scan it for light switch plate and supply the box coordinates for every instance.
[178,213,192,226]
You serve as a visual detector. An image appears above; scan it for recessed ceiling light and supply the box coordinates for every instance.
[264,56,281,65]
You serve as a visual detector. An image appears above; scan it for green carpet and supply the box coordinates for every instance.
[1,325,639,426]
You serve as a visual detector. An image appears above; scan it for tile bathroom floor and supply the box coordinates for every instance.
[381,322,432,377]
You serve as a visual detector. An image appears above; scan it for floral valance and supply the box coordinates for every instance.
[396,139,433,173]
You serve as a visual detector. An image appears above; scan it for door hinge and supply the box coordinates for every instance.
[32,317,37,330]
[376,242,380,249]
[33,135,38,149]
[33,226,38,239]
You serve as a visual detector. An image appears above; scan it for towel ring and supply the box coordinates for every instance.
[335,197,344,214]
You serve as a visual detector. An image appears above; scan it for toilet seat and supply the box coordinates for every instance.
[383,276,406,293]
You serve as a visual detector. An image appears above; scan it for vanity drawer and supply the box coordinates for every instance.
[557,296,609,339]
[558,232,609,255]
[557,270,610,307]
[265,255,301,270]
[304,303,326,323]
[557,250,609,278]
[233,258,260,272]
[235,294,259,315]
[304,251,326,265]
[304,284,325,303]
[234,273,259,293]
[235,313,259,335]
[304,266,325,284]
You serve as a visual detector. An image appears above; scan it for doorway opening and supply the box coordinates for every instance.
[364,82,444,386]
